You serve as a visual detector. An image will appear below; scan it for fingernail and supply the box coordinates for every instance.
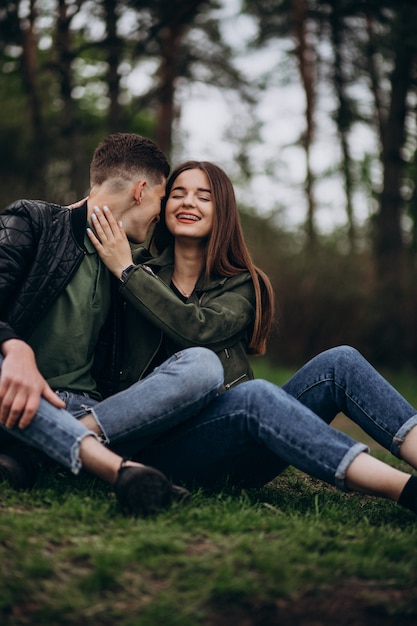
[103,205,109,212]
[92,214,97,220]
[86,227,92,234]
[93,206,100,213]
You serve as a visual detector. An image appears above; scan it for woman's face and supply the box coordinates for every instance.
[165,168,214,242]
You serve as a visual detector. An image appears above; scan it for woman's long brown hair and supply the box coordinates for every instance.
[150,161,275,355]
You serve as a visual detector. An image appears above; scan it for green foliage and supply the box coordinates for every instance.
[240,207,417,368]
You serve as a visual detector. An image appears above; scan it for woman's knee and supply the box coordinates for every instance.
[328,345,360,358]
[322,345,363,368]
[237,378,286,407]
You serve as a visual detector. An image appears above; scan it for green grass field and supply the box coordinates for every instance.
[1,360,417,625]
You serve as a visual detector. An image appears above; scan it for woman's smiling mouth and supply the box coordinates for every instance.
[176,212,201,222]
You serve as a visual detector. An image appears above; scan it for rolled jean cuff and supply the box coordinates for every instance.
[391,413,417,457]
[335,442,370,492]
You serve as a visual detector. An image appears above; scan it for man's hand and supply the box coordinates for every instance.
[65,196,89,209]
[0,339,65,429]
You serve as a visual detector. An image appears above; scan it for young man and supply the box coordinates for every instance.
[0,133,223,516]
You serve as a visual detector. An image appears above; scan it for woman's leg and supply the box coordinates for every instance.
[344,452,409,500]
[282,346,417,462]
[140,379,413,505]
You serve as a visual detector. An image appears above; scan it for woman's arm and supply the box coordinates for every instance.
[87,205,256,350]
[121,266,255,351]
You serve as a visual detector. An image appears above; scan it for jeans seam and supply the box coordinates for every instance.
[296,375,395,447]
[333,380,394,442]
[251,413,337,483]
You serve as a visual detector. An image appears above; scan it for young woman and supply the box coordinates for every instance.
[87,161,275,391]
[87,161,417,516]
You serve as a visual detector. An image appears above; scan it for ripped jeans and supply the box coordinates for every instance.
[0,347,224,474]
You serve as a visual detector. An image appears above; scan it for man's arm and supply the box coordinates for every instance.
[0,202,66,429]
[0,339,65,430]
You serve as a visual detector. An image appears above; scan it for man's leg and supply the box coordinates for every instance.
[0,394,189,516]
[86,347,224,457]
[0,395,98,473]
[0,348,222,514]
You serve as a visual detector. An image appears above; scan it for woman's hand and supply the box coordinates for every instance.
[87,205,134,279]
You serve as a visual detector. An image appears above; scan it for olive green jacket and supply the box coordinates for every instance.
[118,247,256,391]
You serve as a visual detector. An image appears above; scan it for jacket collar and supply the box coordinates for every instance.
[137,245,250,292]
[69,201,88,249]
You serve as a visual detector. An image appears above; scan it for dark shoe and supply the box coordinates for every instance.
[114,463,173,517]
[0,445,39,490]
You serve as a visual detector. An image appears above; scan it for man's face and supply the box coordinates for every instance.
[124,180,166,244]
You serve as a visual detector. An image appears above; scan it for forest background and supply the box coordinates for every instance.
[1,0,417,372]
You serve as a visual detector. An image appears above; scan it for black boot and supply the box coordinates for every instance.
[0,444,40,490]
[114,461,190,517]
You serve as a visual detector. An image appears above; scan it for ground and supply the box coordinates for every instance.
[206,580,416,625]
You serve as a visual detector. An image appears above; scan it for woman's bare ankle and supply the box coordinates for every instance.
[79,413,104,437]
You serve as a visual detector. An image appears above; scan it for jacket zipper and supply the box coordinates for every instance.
[224,373,247,390]
[139,331,163,380]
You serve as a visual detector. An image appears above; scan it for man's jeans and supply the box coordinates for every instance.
[0,347,224,474]
[137,346,417,491]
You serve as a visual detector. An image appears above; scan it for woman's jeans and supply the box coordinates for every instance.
[0,347,224,474]
[137,346,417,491]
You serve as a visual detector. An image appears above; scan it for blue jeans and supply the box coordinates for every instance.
[137,347,417,491]
[0,347,224,474]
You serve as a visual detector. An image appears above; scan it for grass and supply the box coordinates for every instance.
[2,360,417,625]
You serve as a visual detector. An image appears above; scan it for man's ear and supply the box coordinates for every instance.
[133,180,147,204]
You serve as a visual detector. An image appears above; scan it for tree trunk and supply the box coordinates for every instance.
[371,3,417,364]
[20,0,47,196]
[292,0,317,248]
[155,25,182,156]
[103,0,124,133]
[56,0,85,198]
[328,1,356,252]
[151,0,208,156]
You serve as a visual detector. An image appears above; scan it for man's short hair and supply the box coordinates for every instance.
[90,133,170,188]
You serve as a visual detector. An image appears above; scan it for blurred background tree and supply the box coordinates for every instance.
[1,0,417,370]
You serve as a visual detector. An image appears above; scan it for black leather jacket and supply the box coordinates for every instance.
[0,199,132,398]
[0,199,88,345]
